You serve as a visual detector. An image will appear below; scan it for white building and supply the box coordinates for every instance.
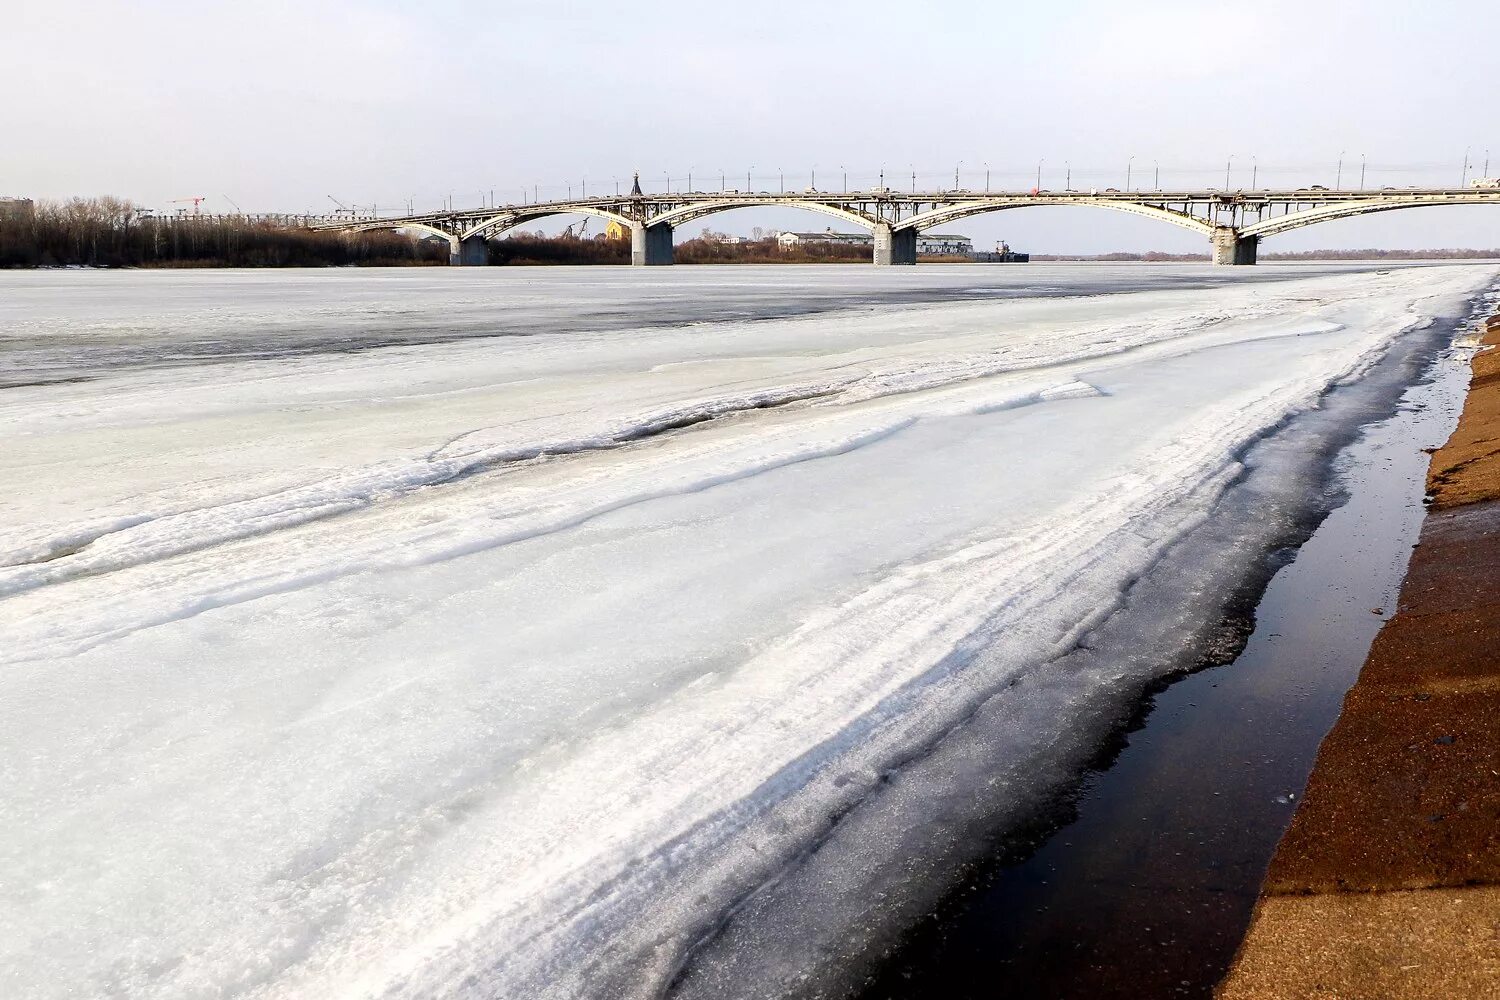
[916,233,973,256]
[777,228,871,248]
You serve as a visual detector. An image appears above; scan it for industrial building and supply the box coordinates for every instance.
[777,227,975,257]
[0,198,35,223]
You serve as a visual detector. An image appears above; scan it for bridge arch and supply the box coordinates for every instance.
[459,206,637,241]
[1242,198,1497,239]
[347,219,459,249]
[648,199,880,232]
[892,198,1215,237]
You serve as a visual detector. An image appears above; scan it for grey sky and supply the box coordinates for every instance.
[4,0,1496,252]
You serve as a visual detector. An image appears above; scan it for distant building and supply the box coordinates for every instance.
[915,233,973,256]
[777,227,974,256]
[605,220,632,241]
[777,228,871,248]
[0,198,35,223]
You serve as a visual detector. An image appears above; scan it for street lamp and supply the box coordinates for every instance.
[1224,155,1233,191]
[1036,158,1043,191]
[1462,147,1472,186]
[1336,150,1345,190]
[954,161,962,192]
[1154,160,1160,190]
[985,162,990,192]
[1359,154,1366,190]
[1126,155,1134,192]
[1065,160,1071,190]
[748,166,753,192]
[779,168,784,194]
[841,165,847,191]
[1251,156,1258,189]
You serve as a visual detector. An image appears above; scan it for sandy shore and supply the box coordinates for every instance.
[1217,315,1500,998]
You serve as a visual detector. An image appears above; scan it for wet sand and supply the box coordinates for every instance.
[1218,317,1500,998]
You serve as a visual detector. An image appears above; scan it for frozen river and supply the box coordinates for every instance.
[1,264,1493,999]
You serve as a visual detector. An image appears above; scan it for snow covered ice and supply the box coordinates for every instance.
[1,264,1493,999]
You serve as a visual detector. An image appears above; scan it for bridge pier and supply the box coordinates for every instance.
[873,224,917,265]
[452,235,489,266]
[631,222,673,266]
[1212,227,1259,266]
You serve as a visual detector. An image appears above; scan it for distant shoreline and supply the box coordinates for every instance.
[7,252,1500,271]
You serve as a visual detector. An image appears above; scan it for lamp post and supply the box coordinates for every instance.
[1360,154,1366,190]
[911,165,916,194]
[1336,150,1345,190]
[779,168,784,194]
[1126,156,1134,192]
[1251,156,1258,189]
[1065,160,1071,190]
[1036,158,1043,191]
[1225,155,1233,191]
[1462,148,1472,186]
[748,166,753,192]
[954,161,962,192]
[841,165,847,191]
[985,162,990,192]
[720,170,725,192]
[1154,160,1160,190]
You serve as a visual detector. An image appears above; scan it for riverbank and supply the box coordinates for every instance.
[846,282,1485,999]
[1217,314,1500,997]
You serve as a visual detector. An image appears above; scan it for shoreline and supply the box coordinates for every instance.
[844,293,1487,998]
[1217,312,1500,996]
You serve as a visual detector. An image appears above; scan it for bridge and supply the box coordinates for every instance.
[310,175,1500,266]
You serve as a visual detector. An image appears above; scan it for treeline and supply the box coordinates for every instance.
[0,197,447,268]
[1261,248,1500,260]
[1033,248,1500,262]
[484,232,630,265]
[477,233,876,265]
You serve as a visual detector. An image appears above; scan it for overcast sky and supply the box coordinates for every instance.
[4,0,1497,252]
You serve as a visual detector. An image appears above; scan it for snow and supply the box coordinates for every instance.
[0,264,1493,999]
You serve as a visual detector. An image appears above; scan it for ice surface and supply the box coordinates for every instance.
[0,264,1493,999]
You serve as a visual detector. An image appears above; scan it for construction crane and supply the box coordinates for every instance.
[562,217,591,239]
[222,194,244,215]
[169,196,206,216]
[327,195,378,219]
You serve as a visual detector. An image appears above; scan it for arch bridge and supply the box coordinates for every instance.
[311,177,1500,266]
